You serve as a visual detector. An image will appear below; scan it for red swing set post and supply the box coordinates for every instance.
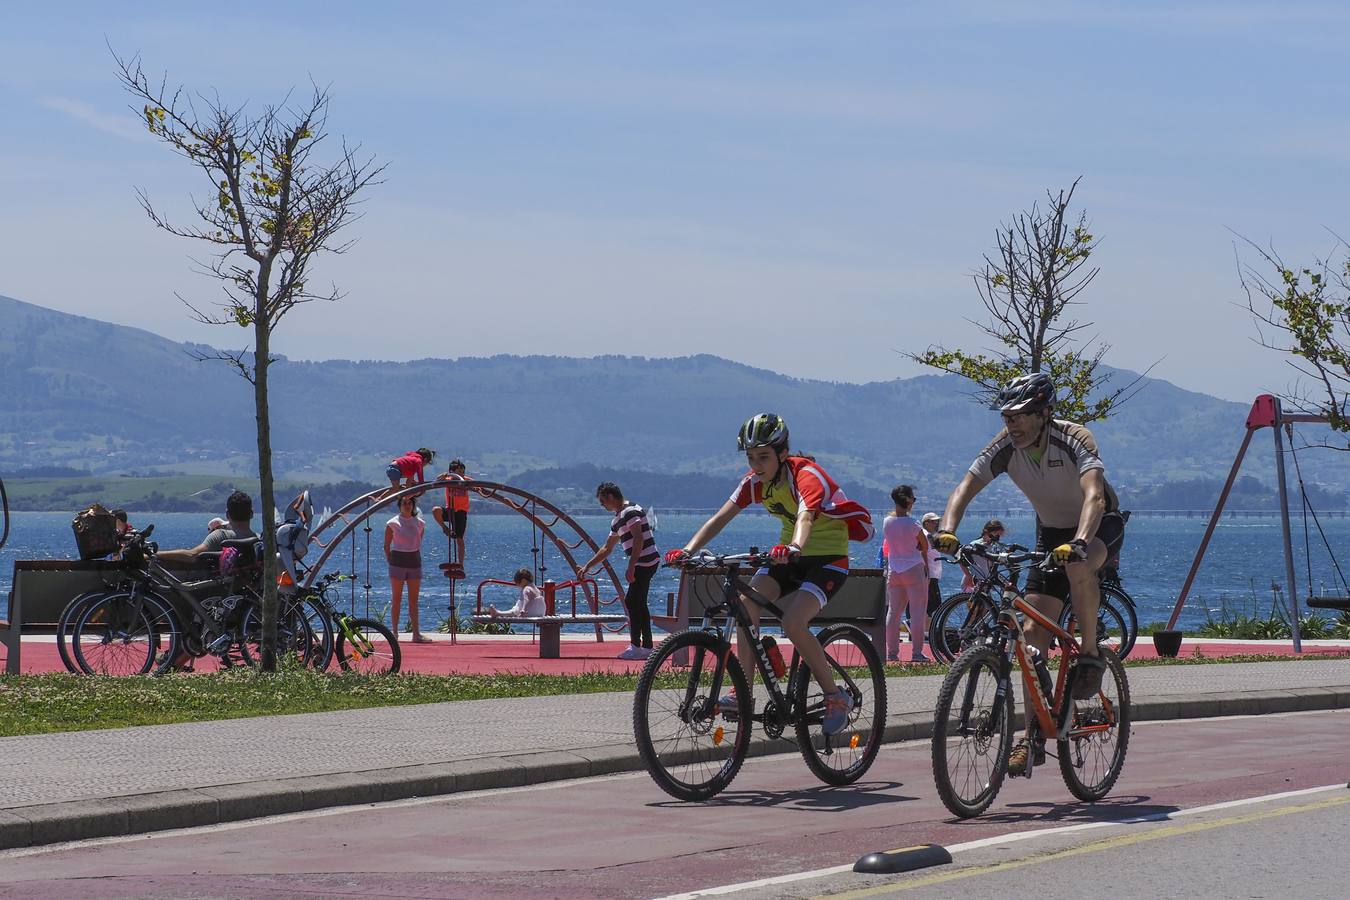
[1167,395,1331,652]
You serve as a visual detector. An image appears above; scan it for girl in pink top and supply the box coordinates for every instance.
[386,448,435,490]
[882,484,930,662]
[385,495,431,642]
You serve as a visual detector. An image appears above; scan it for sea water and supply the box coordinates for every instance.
[3,510,1347,632]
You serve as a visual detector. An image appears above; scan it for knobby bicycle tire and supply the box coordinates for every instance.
[633,630,751,801]
[793,624,887,786]
[1058,648,1130,802]
[932,644,1014,818]
[337,618,401,674]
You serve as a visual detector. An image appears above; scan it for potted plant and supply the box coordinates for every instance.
[1152,628,1183,658]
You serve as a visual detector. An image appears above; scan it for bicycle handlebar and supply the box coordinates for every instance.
[666,549,771,570]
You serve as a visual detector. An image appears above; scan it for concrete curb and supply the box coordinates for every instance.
[3,685,1348,851]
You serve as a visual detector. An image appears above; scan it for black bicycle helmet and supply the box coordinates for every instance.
[992,373,1055,415]
[737,413,789,452]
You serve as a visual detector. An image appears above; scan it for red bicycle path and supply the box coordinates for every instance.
[13,633,1350,675]
[1,709,1345,899]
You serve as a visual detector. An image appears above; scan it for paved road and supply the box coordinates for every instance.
[1,709,1345,899]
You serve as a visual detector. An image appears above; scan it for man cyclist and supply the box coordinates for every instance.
[665,414,874,735]
[933,373,1124,774]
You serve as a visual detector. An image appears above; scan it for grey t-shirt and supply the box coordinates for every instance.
[968,419,1119,530]
[202,523,256,553]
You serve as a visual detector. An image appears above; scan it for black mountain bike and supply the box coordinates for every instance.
[633,550,887,801]
[928,544,1138,664]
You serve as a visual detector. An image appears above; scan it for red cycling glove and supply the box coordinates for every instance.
[769,543,800,562]
[664,548,689,565]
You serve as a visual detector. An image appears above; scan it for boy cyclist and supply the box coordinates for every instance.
[665,413,874,734]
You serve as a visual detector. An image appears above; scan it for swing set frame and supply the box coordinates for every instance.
[1168,394,1347,651]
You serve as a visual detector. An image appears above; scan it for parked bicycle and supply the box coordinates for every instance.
[295,568,401,674]
[68,526,320,675]
[927,543,1138,663]
[633,550,887,801]
[931,546,1130,818]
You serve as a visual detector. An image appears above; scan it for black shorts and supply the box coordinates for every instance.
[1025,512,1126,603]
[450,509,468,538]
[755,556,849,608]
[927,578,942,616]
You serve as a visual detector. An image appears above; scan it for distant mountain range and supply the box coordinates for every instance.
[2,293,1343,510]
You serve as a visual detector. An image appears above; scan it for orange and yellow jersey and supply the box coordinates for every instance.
[729,457,874,557]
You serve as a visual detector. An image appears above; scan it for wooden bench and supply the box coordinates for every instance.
[467,614,630,658]
[653,566,888,659]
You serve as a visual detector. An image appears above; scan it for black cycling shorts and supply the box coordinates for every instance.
[1025,512,1126,604]
[755,555,849,608]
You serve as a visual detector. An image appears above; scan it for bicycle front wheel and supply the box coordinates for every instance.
[71,592,159,676]
[932,645,1014,818]
[928,592,997,664]
[1061,588,1138,660]
[793,624,887,786]
[633,630,751,801]
[57,590,107,673]
[337,618,401,674]
[1058,648,1130,802]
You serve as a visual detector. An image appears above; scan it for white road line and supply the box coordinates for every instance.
[652,783,1349,900]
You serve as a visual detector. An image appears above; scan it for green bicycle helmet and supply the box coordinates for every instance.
[737,413,789,452]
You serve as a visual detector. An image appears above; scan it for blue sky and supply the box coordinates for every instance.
[3,2,1349,402]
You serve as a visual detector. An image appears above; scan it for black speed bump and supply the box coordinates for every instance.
[854,843,952,874]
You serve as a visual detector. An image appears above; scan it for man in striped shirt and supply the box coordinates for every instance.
[579,482,660,659]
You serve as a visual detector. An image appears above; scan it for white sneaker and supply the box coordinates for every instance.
[618,645,646,660]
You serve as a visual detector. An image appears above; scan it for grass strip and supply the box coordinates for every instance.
[2,651,1348,737]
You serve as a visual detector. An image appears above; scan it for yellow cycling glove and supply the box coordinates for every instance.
[934,531,961,554]
[1051,540,1089,565]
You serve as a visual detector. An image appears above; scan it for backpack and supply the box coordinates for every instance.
[72,504,119,560]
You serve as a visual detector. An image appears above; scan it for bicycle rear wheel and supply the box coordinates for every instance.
[932,645,1014,818]
[633,630,751,801]
[1058,648,1130,802]
[238,598,319,668]
[928,592,997,664]
[71,592,160,676]
[793,624,887,786]
[337,618,401,674]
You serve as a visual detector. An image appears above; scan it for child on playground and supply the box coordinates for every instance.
[432,458,471,576]
[665,413,874,735]
[387,448,435,491]
[488,568,547,618]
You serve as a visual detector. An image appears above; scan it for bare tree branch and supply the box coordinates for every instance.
[114,48,385,669]
[907,178,1153,422]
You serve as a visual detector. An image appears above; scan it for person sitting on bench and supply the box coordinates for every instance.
[157,491,256,565]
[487,568,546,618]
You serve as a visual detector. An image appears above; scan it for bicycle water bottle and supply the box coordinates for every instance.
[761,636,787,678]
[1033,653,1054,700]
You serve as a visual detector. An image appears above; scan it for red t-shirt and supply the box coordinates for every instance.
[393,452,426,483]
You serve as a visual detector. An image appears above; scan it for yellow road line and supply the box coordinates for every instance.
[815,794,1350,899]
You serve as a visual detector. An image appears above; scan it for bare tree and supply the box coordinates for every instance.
[1239,235,1350,445]
[909,178,1145,422]
[117,53,384,669]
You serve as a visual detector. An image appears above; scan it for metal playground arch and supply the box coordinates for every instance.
[300,480,629,639]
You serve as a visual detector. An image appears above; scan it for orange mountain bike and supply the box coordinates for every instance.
[931,546,1130,818]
